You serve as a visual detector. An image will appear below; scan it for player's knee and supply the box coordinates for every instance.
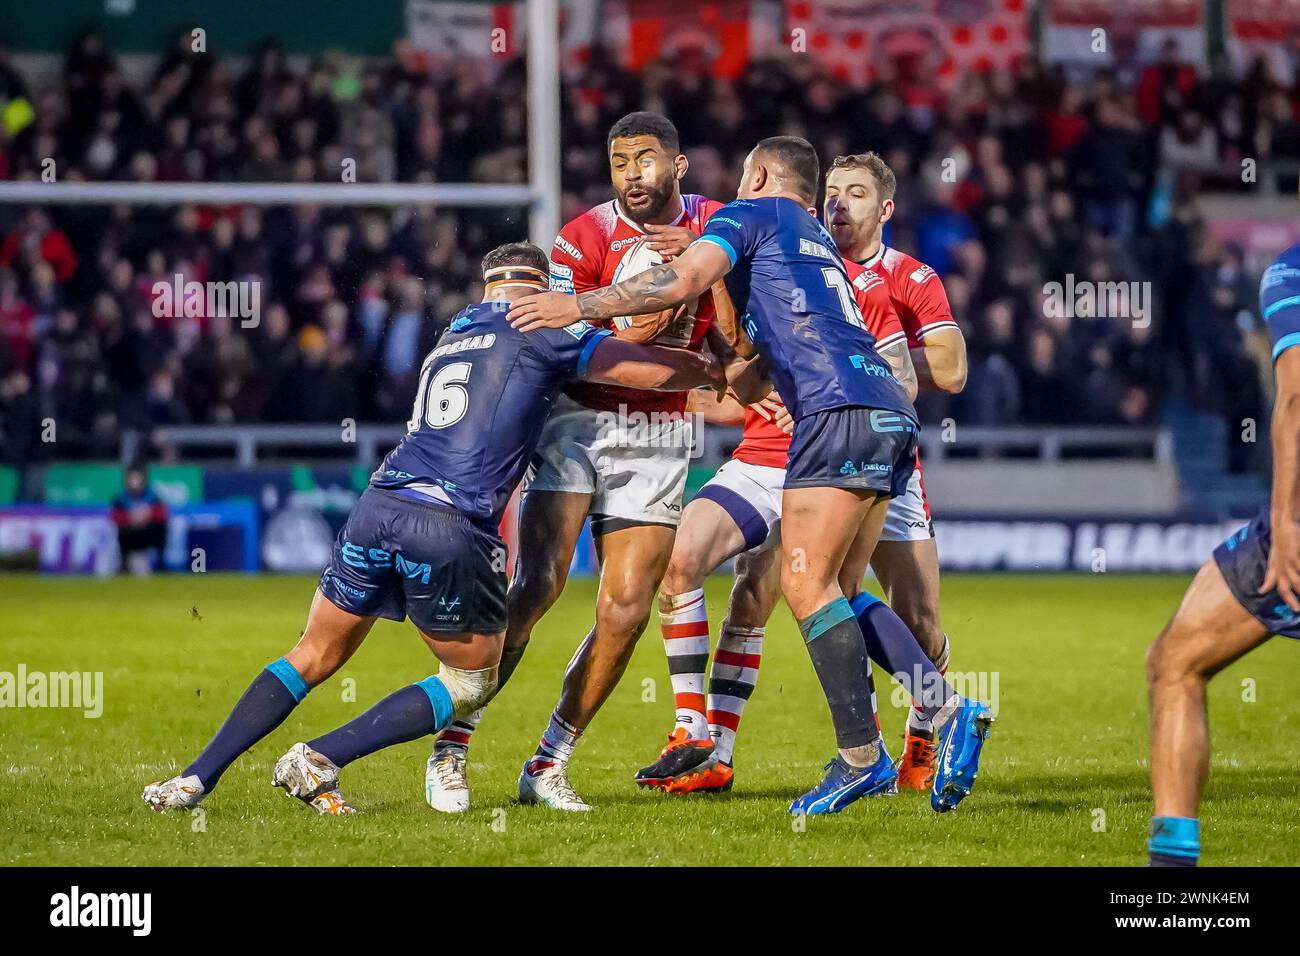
[1146,620,1202,686]
[597,588,653,641]
[660,557,705,601]
[437,664,497,719]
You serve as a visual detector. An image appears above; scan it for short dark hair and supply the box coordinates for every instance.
[481,241,548,277]
[607,111,680,155]
[754,135,820,204]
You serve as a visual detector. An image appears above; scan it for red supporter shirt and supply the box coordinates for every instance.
[548,193,723,415]
[732,258,905,469]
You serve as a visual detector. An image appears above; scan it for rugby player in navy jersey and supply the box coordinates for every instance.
[1146,241,1300,865]
[509,137,993,815]
[142,242,723,815]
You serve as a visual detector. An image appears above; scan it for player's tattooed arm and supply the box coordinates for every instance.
[508,241,731,332]
[1263,348,1300,610]
[878,337,919,402]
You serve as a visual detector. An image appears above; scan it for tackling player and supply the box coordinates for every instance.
[424,112,726,813]
[510,136,993,815]
[825,152,968,789]
[1145,241,1300,865]
[142,242,722,815]
[633,256,916,793]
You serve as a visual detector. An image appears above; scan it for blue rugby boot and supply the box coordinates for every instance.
[931,699,994,813]
[789,742,898,816]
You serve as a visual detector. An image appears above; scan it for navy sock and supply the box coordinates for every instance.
[184,657,309,791]
[797,598,881,750]
[309,676,455,769]
[850,593,959,722]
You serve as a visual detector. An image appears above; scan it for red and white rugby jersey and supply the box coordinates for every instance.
[549,193,723,415]
[732,258,906,469]
[862,245,959,350]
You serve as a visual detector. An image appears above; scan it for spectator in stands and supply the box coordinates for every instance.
[111,464,168,576]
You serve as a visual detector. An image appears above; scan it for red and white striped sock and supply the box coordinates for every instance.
[706,621,763,765]
[524,710,583,775]
[432,707,483,753]
[660,588,711,739]
[907,634,951,740]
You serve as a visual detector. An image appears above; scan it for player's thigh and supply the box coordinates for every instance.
[595,522,678,627]
[729,547,784,628]
[417,627,505,672]
[779,485,875,615]
[288,589,376,686]
[1148,560,1271,682]
[513,489,591,597]
[663,496,751,590]
[869,537,942,638]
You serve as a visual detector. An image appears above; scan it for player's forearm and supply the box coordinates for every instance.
[592,343,722,392]
[576,264,698,321]
[911,332,968,393]
[879,339,918,403]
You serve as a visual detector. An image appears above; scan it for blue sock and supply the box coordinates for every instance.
[797,597,881,751]
[850,592,959,722]
[309,676,454,769]
[184,657,309,790]
[1149,816,1200,867]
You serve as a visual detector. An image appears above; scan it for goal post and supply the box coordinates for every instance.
[0,0,563,248]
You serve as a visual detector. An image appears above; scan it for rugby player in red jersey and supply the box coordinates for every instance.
[424,112,730,812]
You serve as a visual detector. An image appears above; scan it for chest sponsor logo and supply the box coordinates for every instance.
[554,235,583,261]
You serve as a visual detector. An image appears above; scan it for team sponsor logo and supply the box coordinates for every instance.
[849,354,898,380]
[869,410,918,433]
[1261,262,1300,291]
[909,265,937,284]
[853,270,885,292]
[709,216,745,231]
[340,542,433,584]
[611,236,644,252]
[563,320,597,338]
[50,886,151,936]
[549,275,575,294]
[553,235,583,261]
[550,262,573,278]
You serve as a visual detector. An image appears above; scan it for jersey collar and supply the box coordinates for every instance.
[856,244,886,269]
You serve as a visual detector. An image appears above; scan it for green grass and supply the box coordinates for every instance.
[1,573,1297,866]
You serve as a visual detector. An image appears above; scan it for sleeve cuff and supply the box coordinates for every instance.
[695,234,738,268]
[576,328,613,377]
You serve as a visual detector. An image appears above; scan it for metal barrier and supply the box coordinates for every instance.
[127,423,1175,468]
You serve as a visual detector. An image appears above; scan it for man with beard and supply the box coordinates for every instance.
[424,112,728,811]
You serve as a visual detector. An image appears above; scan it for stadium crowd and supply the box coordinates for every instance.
[0,30,1290,462]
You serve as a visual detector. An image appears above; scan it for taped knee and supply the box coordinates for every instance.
[438,664,497,719]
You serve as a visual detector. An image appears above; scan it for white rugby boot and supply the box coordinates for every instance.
[425,746,471,813]
[518,759,592,811]
[272,743,355,815]
[142,774,205,812]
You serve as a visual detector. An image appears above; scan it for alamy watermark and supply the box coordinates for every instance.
[0,665,103,718]
[152,273,261,327]
[1043,274,1151,328]
[595,405,704,458]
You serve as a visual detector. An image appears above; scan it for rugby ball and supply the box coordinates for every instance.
[609,239,695,346]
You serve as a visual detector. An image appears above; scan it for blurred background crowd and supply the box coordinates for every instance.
[0,27,1292,463]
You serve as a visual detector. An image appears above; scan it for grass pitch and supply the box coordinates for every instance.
[1,572,1297,866]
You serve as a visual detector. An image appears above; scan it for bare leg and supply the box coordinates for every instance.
[1146,560,1269,862]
